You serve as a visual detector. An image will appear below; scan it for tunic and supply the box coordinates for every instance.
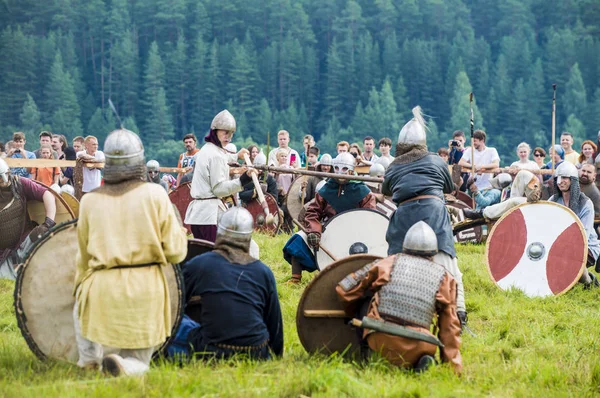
[184,252,283,356]
[336,255,462,374]
[185,142,242,226]
[383,153,456,257]
[75,182,187,348]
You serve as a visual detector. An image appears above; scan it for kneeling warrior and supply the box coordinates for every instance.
[0,158,56,279]
[548,162,600,287]
[282,152,376,284]
[182,207,284,359]
[73,129,187,376]
[336,221,462,374]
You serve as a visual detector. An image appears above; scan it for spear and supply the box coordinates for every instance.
[469,92,476,209]
[108,98,124,129]
[551,84,557,174]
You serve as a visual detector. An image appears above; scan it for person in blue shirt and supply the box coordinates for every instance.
[178,207,283,360]
[469,173,512,210]
[7,132,36,178]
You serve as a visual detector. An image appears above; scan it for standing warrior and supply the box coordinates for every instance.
[184,110,256,242]
[146,160,169,192]
[73,129,188,376]
[0,158,56,279]
[337,222,462,374]
[382,106,466,326]
[282,152,376,284]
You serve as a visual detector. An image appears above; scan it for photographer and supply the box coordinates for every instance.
[448,130,466,165]
[8,132,36,178]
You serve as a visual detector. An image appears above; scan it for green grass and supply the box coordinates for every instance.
[2,235,600,397]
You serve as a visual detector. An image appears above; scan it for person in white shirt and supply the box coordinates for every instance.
[267,130,300,168]
[458,130,500,190]
[510,142,539,171]
[76,136,105,194]
[362,136,379,163]
[184,110,256,242]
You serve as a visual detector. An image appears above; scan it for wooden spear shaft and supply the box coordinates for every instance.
[469,92,476,209]
[251,164,383,183]
[551,84,557,174]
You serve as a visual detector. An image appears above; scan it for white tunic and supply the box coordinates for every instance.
[184,142,241,225]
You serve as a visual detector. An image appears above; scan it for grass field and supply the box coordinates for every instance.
[1,233,600,397]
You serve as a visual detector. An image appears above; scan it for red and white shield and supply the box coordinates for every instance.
[485,202,587,297]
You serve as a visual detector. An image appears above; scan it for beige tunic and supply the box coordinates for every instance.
[75,182,187,348]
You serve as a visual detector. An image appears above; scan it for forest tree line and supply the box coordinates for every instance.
[1,0,599,166]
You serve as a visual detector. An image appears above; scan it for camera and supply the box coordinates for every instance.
[15,149,21,153]
[451,141,459,147]
[350,152,358,158]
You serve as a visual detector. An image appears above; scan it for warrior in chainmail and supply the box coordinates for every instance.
[0,158,56,280]
[146,160,169,192]
[336,221,462,374]
[549,162,600,286]
[382,106,467,325]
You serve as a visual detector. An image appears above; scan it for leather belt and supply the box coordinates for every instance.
[193,197,218,201]
[398,194,443,206]
[111,263,159,269]
[214,339,269,351]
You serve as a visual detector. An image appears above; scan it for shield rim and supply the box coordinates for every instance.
[60,191,80,218]
[484,201,586,297]
[169,182,192,234]
[284,177,306,221]
[29,180,76,222]
[296,254,382,356]
[13,220,185,362]
[317,208,389,269]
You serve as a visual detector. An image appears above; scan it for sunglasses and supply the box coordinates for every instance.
[148,171,159,175]
[534,153,544,157]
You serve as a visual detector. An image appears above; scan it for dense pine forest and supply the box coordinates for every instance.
[1,0,599,164]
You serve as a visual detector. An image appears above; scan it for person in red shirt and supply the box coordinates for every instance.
[32,144,60,187]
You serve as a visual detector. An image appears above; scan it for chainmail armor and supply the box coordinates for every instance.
[551,176,588,215]
[103,163,146,184]
[338,259,383,291]
[378,254,446,328]
[0,177,27,249]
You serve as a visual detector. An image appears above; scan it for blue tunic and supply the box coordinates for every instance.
[183,252,284,357]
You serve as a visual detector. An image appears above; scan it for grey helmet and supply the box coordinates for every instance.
[489,173,512,190]
[211,109,236,132]
[397,106,427,146]
[319,153,333,166]
[217,207,254,242]
[376,156,392,170]
[369,163,385,177]
[555,161,578,180]
[0,158,9,184]
[254,152,267,167]
[333,152,356,174]
[402,221,438,257]
[103,129,146,183]
[146,160,160,172]
[61,184,75,196]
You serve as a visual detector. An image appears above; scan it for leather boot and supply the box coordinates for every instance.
[414,355,436,373]
[463,208,484,220]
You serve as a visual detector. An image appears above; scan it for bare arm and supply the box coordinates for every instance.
[42,190,57,221]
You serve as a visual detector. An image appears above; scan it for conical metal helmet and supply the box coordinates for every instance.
[217,207,254,242]
[397,106,427,146]
[146,160,160,171]
[489,173,512,190]
[61,184,75,195]
[103,129,146,183]
[0,158,9,183]
[369,163,385,177]
[555,161,578,179]
[211,109,236,132]
[402,221,438,257]
[376,156,392,170]
[319,153,333,166]
[333,152,356,173]
[254,152,267,167]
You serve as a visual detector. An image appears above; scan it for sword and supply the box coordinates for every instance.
[462,324,477,337]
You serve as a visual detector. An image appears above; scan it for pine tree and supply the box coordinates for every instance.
[394,76,410,120]
[45,52,83,136]
[586,88,600,135]
[447,71,483,134]
[382,31,400,79]
[563,114,585,143]
[165,32,188,135]
[525,59,546,140]
[142,42,173,142]
[324,39,345,119]
[563,63,587,123]
[252,99,273,145]
[112,31,140,117]
[188,34,208,132]
[19,94,42,144]
[205,40,222,114]
[86,107,116,143]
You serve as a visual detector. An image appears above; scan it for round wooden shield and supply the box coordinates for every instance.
[446,198,484,243]
[184,238,214,263]
[297,254,381,357]
[169,182,192,234]
[317,209,389,270]
[485,202,586,297]
[285,177,306,221]
[243,193,281,234]
[27,181,76,226]
[60,192,80,218]
[14,220,184,363]
[455,191,474,209]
